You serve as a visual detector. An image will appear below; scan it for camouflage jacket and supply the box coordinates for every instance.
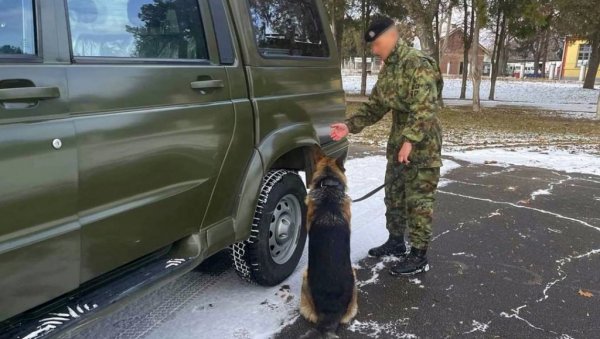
[345,40,443,168]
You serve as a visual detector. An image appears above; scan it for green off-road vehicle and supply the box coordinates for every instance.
[0,0,347,337]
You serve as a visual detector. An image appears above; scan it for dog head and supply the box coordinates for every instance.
[309,147,347,191]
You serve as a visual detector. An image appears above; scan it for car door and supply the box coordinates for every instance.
[0,0,80,321]
[63,0,237,281]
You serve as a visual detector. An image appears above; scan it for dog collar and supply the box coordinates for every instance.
[320,179,344,189]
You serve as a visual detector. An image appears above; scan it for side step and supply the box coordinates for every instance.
[1,235,203,339]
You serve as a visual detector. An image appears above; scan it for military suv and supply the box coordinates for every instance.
[0,0,347,336]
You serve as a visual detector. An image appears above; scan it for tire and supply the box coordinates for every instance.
[231,170,307,286]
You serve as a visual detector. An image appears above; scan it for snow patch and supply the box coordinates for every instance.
[452,252,477,258]
[487,210,502,218]
[358,256,402,287]
[531,189,551,200]
[145,155,431,339]
[463,320,491,334]
[348,319,414,338]
[408,277,425,289]
[500,305,545,332]
[446,148,600,176]
[344,76,599,109]
[441,159,462,177]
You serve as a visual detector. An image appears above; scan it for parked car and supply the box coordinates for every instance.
[0,0,347,337]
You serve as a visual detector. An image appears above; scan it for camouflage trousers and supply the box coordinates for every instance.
[384,155,440,250]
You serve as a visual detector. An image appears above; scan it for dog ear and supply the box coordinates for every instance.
[312,145,325,164]
[335,155,346,172]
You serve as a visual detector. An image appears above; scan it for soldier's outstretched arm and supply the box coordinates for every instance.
[402,62,440,143]
[344,83,388,134]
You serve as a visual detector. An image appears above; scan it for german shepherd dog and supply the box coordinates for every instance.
[300,149,357,338]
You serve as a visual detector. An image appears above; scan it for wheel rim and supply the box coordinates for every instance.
[269,194,302,265]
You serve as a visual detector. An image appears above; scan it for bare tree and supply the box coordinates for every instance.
[360,0,373,96]
[471,0,487,112]
[460,0,474,100]
[489,0,510,100]
[402,0,443,63]
[440,1,454,61]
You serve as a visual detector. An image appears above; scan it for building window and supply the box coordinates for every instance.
[0,0,36,55]
[577,44,591,67]
[67,0,208,60]
[247,0,330,58]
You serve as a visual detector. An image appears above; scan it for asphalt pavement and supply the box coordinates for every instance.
[67,150,600,339]
[278,158,600,338]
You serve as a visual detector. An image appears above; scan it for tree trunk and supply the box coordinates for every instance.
[490,12,506,100]
[360,0,371,96]
[540,29,550,77]
[533,37,542,77]
[471,8,481,112]
[460,0,472,99]
[489,9,501,101]
[441,5,453,62]
[416,20,438,60]
[404,0,440,62]
[435,0,452,107]
[500,36,510,76]
[583,34,600,90]
[434,0,441,65]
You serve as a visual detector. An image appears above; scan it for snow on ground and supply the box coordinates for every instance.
[445,148,600,176]
[343,76,600,112]
[146,149,599,338]
[147,156,462,339]
[441,78,599,105]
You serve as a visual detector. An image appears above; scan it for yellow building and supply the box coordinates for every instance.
[561,37,600,80]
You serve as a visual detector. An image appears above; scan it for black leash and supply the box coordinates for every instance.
[351,182,387,203]
[351,163,407,203]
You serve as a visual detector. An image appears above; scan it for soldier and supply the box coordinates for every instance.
[331,17,443,276]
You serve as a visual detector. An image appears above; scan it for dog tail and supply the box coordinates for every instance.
[316,312,343,338]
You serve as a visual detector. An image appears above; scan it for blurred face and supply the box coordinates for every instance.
[370,28,399,61]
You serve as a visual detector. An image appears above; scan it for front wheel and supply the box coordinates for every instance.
[231,170,307,286]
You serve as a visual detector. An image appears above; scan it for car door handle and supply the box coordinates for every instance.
[0,86,61,101]
[190,80,224,90]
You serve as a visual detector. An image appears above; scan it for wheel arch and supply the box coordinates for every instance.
[231,123,349,242]
[232,123,318,242]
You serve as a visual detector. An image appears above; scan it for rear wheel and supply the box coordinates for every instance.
[231,170,307,286]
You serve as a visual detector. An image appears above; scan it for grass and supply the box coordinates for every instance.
[345,102,600,154]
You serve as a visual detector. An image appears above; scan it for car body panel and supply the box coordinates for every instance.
[0,0,348,326]
[0,0,79,318]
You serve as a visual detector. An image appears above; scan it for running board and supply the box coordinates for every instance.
[1,235,202,339]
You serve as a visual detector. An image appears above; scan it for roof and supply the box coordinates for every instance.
[439,27,492,56]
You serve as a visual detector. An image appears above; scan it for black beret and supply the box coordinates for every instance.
[365,17,395,42]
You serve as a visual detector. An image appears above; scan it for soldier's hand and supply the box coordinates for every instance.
[398,142,413,164]
[330,123,349,141]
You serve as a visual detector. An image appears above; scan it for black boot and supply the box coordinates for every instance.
[368,235,407,258]
[389,248,429,276]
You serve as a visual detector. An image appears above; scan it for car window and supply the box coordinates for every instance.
[247,0,330,58]
[67,0,208,60]
[0,0,35,55]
